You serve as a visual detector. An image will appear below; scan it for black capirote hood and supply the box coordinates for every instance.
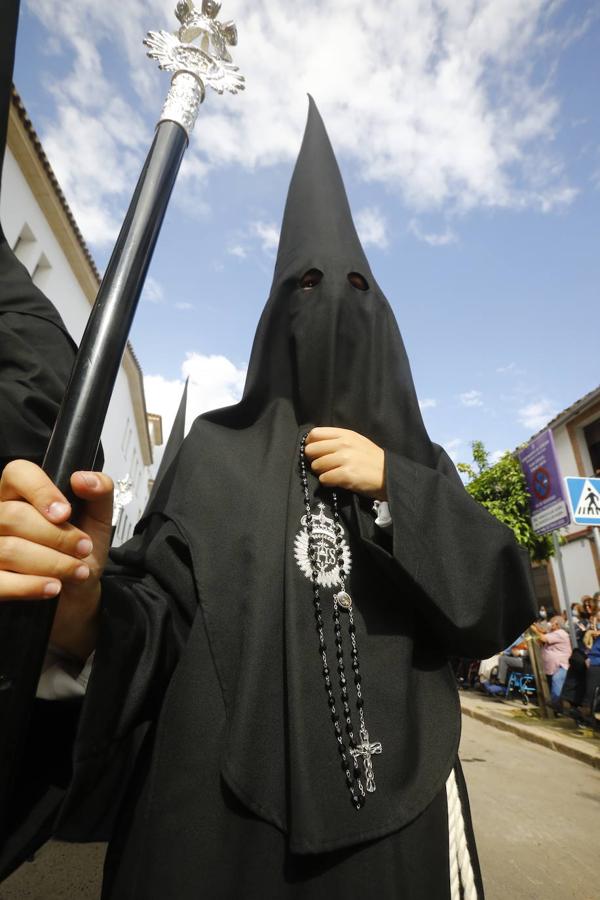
[239,97,436,466]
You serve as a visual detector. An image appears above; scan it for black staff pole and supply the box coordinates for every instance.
[0,0,244,843]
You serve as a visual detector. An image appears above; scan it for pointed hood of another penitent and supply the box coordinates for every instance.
[239,96,436,468]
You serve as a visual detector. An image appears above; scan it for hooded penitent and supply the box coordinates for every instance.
[63,96,536,898]
[0,0,77,471]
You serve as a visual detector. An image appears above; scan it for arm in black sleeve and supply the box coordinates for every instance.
[357,445,537,660]
[49,513,198,838]
[74,513,198,761]
[0,312,76,467]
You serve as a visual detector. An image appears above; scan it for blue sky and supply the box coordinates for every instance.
[13,0,600,466]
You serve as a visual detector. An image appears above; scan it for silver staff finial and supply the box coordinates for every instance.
[145,0,245,138]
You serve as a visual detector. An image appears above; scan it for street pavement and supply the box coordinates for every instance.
[1,714,599,899]
[461,715,600,900]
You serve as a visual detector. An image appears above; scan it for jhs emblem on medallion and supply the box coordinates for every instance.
[294,503,352,588]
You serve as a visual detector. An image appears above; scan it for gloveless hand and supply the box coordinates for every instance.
[304,428,387,500]
[0,461,114,660]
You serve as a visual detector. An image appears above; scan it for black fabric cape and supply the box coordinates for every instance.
[0,0,87,868]
[46,98,537,897]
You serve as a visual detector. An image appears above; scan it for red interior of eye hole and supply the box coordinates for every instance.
[347,272,369,291]
[300,269,324,290]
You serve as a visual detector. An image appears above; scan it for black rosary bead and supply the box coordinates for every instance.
[354,673,362,685]
[356,696,364,709]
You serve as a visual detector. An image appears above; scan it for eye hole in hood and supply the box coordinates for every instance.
[300,269,324,291]
[347,272,369,292]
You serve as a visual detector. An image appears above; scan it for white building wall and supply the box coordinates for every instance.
[1,147,151,542]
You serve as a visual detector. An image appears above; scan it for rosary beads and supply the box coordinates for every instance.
[299,434,382,810]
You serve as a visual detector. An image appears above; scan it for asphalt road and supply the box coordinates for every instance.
[2,715,599,899]
[460,715,600,900]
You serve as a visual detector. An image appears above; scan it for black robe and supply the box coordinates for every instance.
[0,0,87,865]
[49,99,536,898]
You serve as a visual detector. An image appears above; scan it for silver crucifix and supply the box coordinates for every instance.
[144,0,245,139]
[350,732,383,793]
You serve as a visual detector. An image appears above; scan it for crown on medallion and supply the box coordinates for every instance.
[301,502,337,539]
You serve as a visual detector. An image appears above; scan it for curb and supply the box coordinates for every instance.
[460,698,600,771]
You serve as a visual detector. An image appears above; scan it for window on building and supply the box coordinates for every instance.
[583,418,600,477]
[122,419,132,457]
[12,223,38,274]
[32,252,52,290]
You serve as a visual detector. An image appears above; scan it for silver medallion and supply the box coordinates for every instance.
[335,591,353,610]
[294,503,352,589]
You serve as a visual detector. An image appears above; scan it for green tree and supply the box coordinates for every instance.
[457,441,554,562]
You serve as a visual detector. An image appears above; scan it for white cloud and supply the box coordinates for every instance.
[25,0,586,249]
[518,398,558,431]
[490,449,509,465]
[142,275,164,304]
[459,390,484,407]
[418,398,437,411]
[251,221,280,254]
[443,438,463,462]
[228,245,247,259]
[174,302,194,311]
[144,352,247,446]
[355,208,389,249]
[409,220,458,246]
[497,362,525,375]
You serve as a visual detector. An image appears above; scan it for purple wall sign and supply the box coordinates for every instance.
[518,430,571,535]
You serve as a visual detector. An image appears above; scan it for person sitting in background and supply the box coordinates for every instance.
[496,636,529,685]
[531,616,572,705]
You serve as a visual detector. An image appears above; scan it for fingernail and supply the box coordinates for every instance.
[77,472,99,489]
[74,565,90,581]
[47,502,70,521]
[44,582,61,597]
[76,539,93,558]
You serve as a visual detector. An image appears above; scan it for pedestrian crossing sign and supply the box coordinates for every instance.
[565,477,600,525]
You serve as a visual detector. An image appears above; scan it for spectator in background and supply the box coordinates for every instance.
[531,616,572,705]
[585,615,600,719]
[581,596,595,627]
[496,636,529,685]
[572,604,589,651]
